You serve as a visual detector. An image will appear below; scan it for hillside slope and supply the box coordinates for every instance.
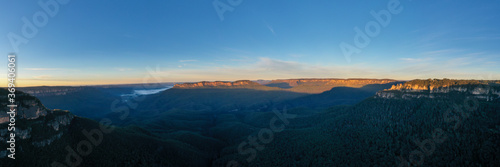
[281,82,403,108]
[0,89,215,166]
[139,80,308,112]
[264,78,397,93]
[213,79,500,166]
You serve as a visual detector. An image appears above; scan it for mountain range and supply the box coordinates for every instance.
[1,78,499,166]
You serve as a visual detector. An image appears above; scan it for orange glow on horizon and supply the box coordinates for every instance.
[1,78,171,87]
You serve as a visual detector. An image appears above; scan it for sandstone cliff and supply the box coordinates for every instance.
[0,89,75,158]
[0,90,52,123]
[376,79,500,100]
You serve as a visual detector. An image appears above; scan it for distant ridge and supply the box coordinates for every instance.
[172,78,399,94]
[173,80,262,89]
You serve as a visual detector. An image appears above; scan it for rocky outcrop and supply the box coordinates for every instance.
[388,84,429,91]
[173,80,261,89]
[387,79,498,91]
[47,113,75,131]
[376,79,500,100]
[18,100,49,120]
[0,92,50,124]
[0,89,75,159]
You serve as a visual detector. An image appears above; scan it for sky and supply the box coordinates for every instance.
[1,0,499,86]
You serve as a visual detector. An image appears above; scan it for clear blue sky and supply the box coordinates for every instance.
[1,0,499,86]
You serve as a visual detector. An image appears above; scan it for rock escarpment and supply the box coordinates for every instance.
[0,89,75,158]
[376,79,500,100]
[0,90,52,124]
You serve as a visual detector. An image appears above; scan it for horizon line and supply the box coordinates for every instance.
[13,77,500,87]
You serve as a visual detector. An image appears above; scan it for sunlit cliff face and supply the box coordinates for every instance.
[376,79,500,100]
